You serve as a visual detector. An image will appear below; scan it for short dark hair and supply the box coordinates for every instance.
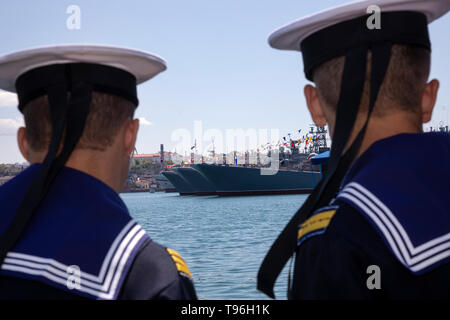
[23,92,136,152]
[312,44,431,117]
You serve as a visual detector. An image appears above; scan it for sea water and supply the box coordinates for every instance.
[121,192,307,300]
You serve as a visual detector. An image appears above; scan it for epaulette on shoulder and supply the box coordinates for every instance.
[166,248,193,280]
[297,205,339,246]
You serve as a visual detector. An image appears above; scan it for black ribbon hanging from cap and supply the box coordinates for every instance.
[0,63,139,268]
[258,11,431,299]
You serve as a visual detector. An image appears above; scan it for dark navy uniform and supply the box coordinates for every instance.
[292,133,450,299]
[0,164,197,300]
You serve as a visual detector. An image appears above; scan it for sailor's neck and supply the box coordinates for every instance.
[351,112,422,160]
[29,149,126,194]
[64,152,125,194]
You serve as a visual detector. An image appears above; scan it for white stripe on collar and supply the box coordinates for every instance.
[337,182,450,273]
[1,220,147,299]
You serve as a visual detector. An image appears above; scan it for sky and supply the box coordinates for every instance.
[0,0,449,163]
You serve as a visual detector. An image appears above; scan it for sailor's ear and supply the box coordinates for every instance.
[17,127,31,162]
[421,79,439,123]
[304,84,327,127]
[123,118,139,156]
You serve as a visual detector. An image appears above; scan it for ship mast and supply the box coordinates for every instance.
[208,138,216,164]
[307,124,328,154]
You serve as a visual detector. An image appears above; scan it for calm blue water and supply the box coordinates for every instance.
[120,192,307,300]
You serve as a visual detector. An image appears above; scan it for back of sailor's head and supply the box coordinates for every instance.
[268,0,450,118]
[313,43,431,117]
[23,91,136,153]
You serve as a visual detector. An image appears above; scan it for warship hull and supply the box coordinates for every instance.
[192,164,321,196]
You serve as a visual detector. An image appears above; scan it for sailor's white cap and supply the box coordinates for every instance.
[0,44,167,93]
[269,0,450,51]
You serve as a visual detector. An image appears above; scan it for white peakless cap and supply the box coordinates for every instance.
[0,44,167,93]
[269,0,450,52]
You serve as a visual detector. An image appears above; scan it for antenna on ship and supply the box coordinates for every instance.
[209,137,216,163]
[190,139,197,164]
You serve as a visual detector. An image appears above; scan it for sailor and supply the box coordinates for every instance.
[0,45,197,300]
[258,0,450,299]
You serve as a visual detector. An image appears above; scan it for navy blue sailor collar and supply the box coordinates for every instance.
[336,132,450,274]
[0,164,149,299]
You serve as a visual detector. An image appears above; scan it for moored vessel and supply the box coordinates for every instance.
[161,171,196,195]
[176,167,216,195]
[192,164,321,196]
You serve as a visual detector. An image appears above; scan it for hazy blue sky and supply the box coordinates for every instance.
[0,0,449,163]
